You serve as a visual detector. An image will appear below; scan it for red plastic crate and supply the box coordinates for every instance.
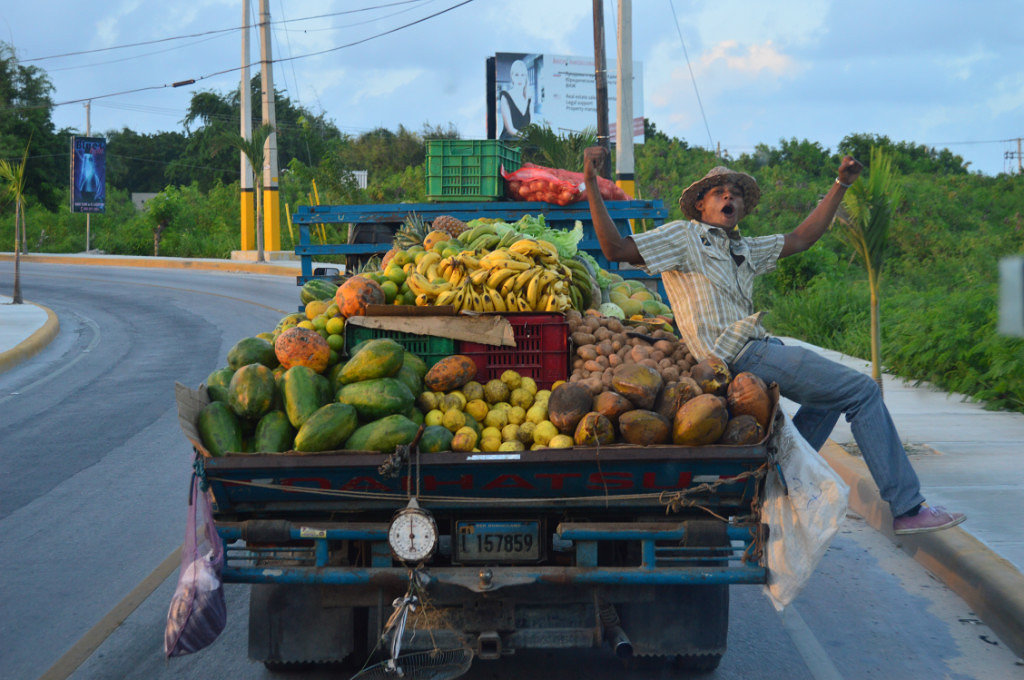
[458,313,569,389]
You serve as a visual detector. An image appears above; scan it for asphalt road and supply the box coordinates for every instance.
[1,262,1021,680]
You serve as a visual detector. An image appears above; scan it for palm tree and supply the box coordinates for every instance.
[836,146,904,392]
[0,139,30,304]
[220,124,274,262]
[517,123,598,173]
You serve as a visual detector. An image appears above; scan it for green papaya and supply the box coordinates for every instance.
[395,362,422,397]
[418,424,452,452]
[336,377,414,421]
[254,410,295,453]
[312,372,333,406]
[294,403,359,452]
[227,336,278,370]
[206,367,235,403]
[403,351,428,379]
[282,365,323,428]
[228,363,277,421]
[198,401,243,457]
[343,414,419,453]
[336,338,404,385]
[405,405,425,426]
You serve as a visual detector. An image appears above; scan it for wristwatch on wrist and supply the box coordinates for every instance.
[835,177,852,188]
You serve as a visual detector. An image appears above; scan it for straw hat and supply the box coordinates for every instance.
[678,166,760,221]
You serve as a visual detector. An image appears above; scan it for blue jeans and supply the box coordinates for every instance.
[731,338,925,517]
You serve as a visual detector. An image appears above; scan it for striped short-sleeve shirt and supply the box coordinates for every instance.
[630,220,785,363]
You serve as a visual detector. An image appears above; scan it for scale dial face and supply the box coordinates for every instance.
[388,507,438,563]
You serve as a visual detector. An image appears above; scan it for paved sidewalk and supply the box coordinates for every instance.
[2,255,1023,657]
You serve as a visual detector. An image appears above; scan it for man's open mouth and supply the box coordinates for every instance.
[722,204,735,216]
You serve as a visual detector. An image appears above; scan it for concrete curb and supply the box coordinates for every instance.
[821,441,1024,659]
[0,300,60,374]
[0,253,298,277]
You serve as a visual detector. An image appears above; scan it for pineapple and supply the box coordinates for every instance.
[432,215,469,238]
[394,212,429,251]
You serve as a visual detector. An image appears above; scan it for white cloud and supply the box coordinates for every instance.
[483,1,589,53]
[986,73,1024,117]
[699,40,797,77]
[348,67,427,105]
[689,0,830,48]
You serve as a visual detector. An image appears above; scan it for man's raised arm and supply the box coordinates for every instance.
[780,155,863,257]
[583,146,644,265]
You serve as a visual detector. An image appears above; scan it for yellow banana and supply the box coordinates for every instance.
[506,250,534,266]
[406,272,435,297]
[505,291,518,310]
[479,289,496,313]
[459,254,481,270]
[469,286,485,312]
[526,268,557,308]
[448,266,465,287]
[478,249,508,269]
[516,295,532,312]
[486,267,520,290]
[425,263,440,282]
[513,266,542,291]
[415,251,441,275]
[490,289,507,312]
[415,293,431,307]
[535,239,559,259]
[452,284,468,311]
[435,289,457,307]
[469,267,491,286]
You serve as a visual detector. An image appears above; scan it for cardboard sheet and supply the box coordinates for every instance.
[347,314,516,347]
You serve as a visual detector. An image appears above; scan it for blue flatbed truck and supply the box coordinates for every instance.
[192,199,779,674]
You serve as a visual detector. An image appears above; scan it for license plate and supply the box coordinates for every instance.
[454,520,542,564]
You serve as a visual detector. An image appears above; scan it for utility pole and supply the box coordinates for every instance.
[258,0,281,257]
[615,0,634,200]
[85,99,91,253]
[592,0,611,178]
[239,0,255,252]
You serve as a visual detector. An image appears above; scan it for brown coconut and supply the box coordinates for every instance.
[548,382,594,435]
[690,355,731,395]
[726,372,772,431]
[574,412,616,446]
[717,415,765,445]
[653,376,702,421]
[610,363,663,410]
[593,391,635,428]
[618,409,671,446]
[673,393,729,445]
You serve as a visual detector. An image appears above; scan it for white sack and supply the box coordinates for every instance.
[762,414,849,610]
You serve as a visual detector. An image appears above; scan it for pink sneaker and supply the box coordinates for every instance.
[893,506,966,535]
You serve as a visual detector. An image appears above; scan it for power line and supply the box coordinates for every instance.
[19,0,428,63]
[4,0,476,115]
[667,0,713,151]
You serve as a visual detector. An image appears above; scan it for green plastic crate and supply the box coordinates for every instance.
[345,324,455,368]
[425,140,521,201]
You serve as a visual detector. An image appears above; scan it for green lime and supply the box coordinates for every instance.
[381,280,399,303]
[325,316,345,335]
[327,334,345,351]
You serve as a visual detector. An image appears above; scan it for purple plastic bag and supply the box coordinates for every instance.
[164,474,227,657]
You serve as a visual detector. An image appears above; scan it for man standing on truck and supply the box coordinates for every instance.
[582,146,965,535]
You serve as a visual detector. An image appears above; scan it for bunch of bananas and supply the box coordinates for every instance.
[563,257,596,312]
[404,225,580,313]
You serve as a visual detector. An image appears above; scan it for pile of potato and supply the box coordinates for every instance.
[566,310,695,396]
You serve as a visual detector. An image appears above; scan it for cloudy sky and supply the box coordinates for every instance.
[4,0,1022,176]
